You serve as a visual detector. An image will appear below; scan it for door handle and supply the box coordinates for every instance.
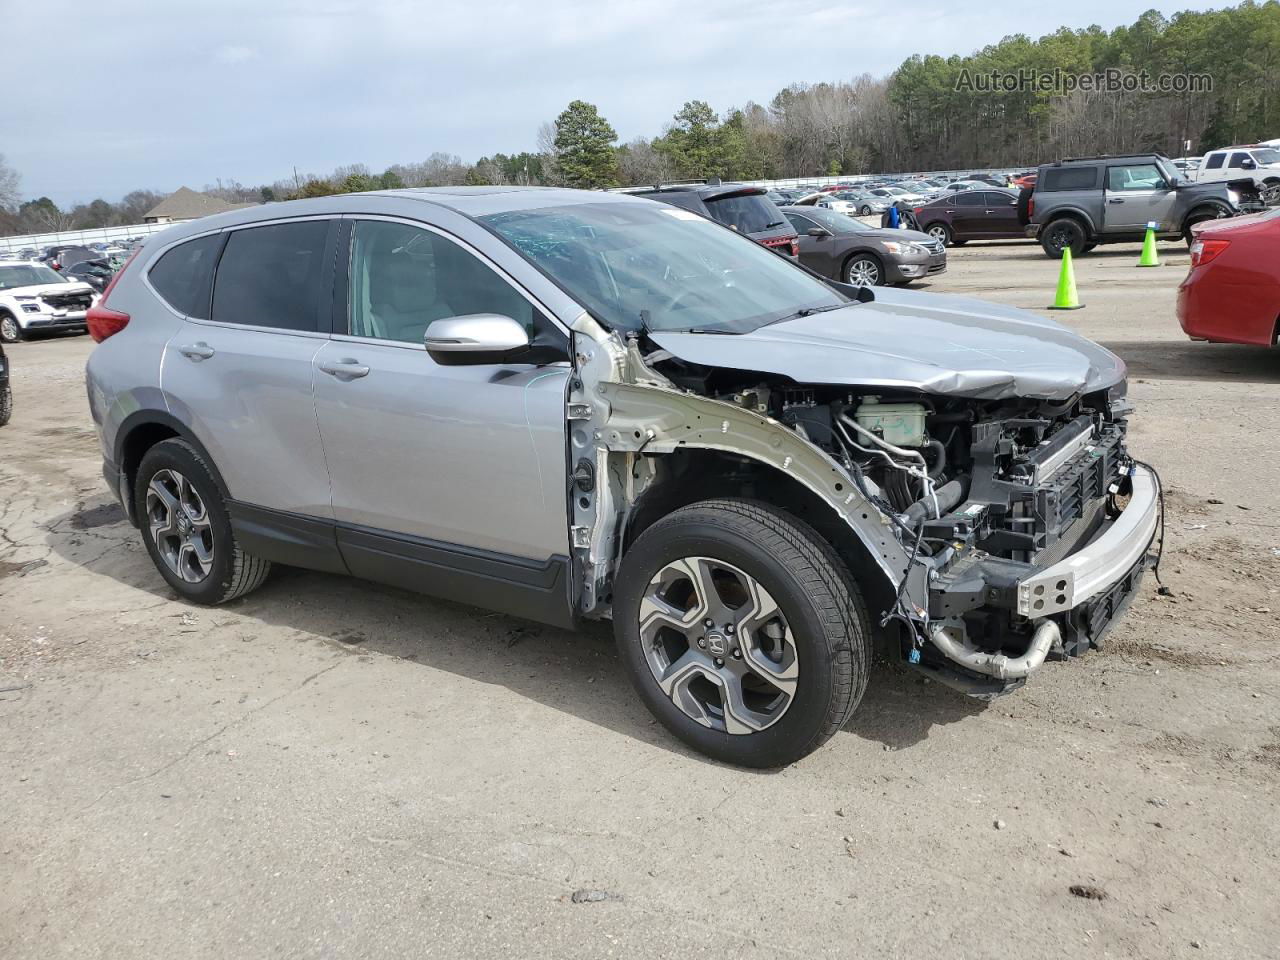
[1108,198,1125,204]
[318,358,371,381]
[178,342,215,361]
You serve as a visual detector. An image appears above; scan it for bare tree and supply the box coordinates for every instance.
[0,154,19,211]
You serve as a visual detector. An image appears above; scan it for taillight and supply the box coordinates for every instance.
[913,207,923,215]
[1189,237,1230,267]
[790,240,799,257]
[87,249,140,342]
[1028,198,1035,218]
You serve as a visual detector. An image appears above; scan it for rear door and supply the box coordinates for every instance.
[980,191,1021,237]
[159,218,338,526]
[1103,162,1177,232]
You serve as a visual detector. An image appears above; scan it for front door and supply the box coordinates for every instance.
[311,217,573,623]
[1103,163,1177,232]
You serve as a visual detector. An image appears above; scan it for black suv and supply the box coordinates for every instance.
[0,340,11,427]
[1023,153,1255,258]
[628,180,799,258]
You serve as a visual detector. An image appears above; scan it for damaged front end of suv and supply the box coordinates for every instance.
[565,284,1159,701]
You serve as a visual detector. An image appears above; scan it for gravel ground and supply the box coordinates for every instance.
[2,237,1278,959]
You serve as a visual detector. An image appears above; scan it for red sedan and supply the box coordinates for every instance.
[1177,209,1280,345]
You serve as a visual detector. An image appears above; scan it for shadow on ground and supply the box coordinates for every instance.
[43,499,987,761]
[1100,339,1280,383]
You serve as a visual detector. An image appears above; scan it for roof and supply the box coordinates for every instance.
[143,187,258,221]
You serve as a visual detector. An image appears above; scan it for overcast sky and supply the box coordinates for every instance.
[4,0,1202,206]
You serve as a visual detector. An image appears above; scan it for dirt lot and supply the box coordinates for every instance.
[2,238,1278,959]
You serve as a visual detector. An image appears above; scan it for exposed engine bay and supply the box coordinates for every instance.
[566,313,1159,700]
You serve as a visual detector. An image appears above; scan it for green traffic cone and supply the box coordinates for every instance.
[1138,223,1159,267]
[1048,247,1083,310]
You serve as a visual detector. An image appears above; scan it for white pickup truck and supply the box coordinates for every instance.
[1191,144,1280,192]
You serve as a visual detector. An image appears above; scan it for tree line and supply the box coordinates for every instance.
[3,2,1277,236]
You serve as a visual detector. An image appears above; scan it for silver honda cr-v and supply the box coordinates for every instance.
[86,187,1160,767]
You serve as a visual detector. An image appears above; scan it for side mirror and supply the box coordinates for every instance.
[807,227,832,237]
[423,313,529,364]
[1241,158,1257,170]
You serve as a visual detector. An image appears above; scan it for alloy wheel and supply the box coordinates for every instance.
[146,469,215,583]
[638,556,798,734]
[0,316,18,343]
[846,258,880,287]
[928,225,949,244]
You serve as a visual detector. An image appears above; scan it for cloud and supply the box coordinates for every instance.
[214,44,257,64]
[3,0,1201,206]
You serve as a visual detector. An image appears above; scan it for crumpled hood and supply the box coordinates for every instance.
[650,286,1126,401]
[7,282,95,299]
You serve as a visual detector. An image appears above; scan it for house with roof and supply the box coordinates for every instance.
[143,187,259,224]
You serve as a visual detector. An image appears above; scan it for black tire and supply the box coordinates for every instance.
[925,222,952,246]
[0,386,11,427]
[1040,218,1086,258]
[134,438,271,604]
[0,313,23,344]
[843,253,884,287]
[859,205,872,216]
[613,499,871,767]
[950,238,969,246]
[1182,210,1223,246]
[1016,186,1033,226]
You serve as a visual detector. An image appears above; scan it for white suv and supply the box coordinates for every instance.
[0,261,97,342]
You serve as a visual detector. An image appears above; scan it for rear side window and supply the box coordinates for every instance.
[956,192,986,206]
[211,221,330,331]
[1040,166,1098,191]
[703,193,786,234]
[1205,153,1225,170]
[148,234,222,318]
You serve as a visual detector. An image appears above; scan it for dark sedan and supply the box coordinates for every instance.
[780,205,946,286]
[62,258,117,293]
[912,189,1026,246]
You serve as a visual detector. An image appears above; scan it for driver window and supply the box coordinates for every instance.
[348,220,534,344]
[1107,164,1161,191]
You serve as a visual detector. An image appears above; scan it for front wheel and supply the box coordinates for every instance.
[613,499,870,767]
[0,314,22,344]
[844,253,883,287]
[926,223,952,246]
[859,205,872,216]
[135,438,271,604]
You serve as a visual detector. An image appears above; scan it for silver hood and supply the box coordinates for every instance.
[649,287,1126,401]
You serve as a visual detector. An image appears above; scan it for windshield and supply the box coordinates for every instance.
[0,264,67,290]
[1253,148,1280,165]
[481,201,848,335]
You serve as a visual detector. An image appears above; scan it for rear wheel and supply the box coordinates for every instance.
[0,314,22,344]
[613,499,870,767]
[135,439,271,604]
[1040,218,1086,258]
[859,205,872,216]
[844,253,883,287]
[926,223,952,246]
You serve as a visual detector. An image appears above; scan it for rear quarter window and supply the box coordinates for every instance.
[1040,167,1099,191]
[148,234,223,319]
